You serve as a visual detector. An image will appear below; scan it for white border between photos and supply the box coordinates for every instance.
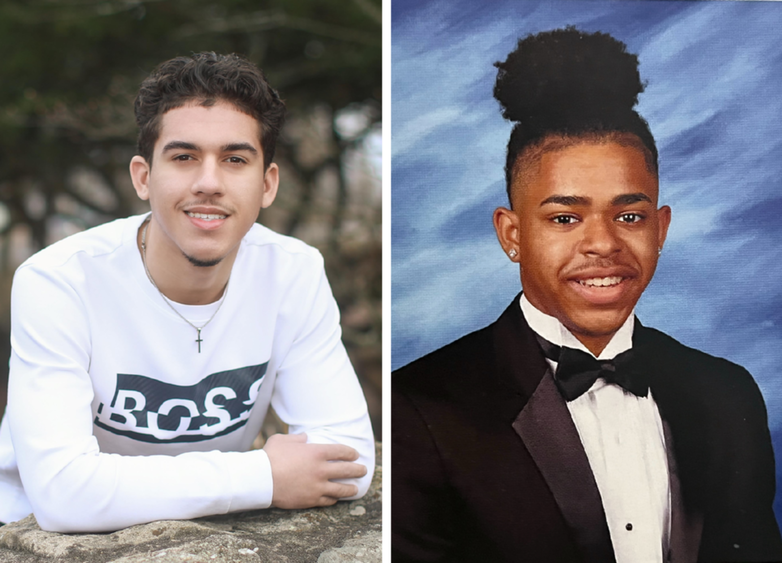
[381,0,391,560]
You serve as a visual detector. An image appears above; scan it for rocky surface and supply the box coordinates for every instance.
[0,444,381,563]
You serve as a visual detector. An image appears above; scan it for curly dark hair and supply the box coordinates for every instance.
[494,27,658,201]
[134,52,286,169]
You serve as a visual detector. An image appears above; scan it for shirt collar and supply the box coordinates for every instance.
[519,293,634,360]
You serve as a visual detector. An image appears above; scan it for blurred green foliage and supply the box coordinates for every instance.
[0,0,381,243]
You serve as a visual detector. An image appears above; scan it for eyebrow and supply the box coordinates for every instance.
[612,193,652,205]
[160,141,258,155]
[162,141,198,153]
[539,193,653,207]
[222,142,258,154]
[540,195,589,207]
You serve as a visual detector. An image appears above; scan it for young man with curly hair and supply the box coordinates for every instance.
[0,53,374,532]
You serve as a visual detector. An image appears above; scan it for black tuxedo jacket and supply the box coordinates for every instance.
[392,298,782,562]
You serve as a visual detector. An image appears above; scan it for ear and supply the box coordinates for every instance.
[261,163,280,208]
[656,204,672,251]
[493,206,521,260]
[130,156,151,201]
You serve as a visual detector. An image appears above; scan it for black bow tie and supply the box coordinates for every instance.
[537,337,649,402]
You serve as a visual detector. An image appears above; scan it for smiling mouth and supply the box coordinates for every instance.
[578,276,624,288]
[186,211,227,221]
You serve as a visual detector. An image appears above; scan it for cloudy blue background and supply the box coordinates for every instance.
[392,0,782,520]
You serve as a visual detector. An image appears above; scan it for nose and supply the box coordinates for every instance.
[579,216,621,257]
[191,158,223,196]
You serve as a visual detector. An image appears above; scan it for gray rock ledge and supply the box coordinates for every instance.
[0,443,381,563]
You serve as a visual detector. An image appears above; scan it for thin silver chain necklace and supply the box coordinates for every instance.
[140,218,230,353]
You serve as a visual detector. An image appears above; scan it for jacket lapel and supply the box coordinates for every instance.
[635,322,704,562]
[513,371,617,563]
[664,418,703,563]
[493,300,706,562]
[493,297,616,563]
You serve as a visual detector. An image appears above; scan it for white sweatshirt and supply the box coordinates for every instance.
[0,214,375,532]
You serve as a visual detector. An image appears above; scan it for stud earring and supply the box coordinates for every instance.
[658,247,663,256]
[508,249,518,259]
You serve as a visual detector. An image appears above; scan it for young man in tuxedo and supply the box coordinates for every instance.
[0,53,374,532]
[392,28,782,563]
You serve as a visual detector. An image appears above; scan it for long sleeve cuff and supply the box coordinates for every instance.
[226,449,273,512]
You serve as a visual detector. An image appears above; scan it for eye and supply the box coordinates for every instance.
[551,214,579,225]
[617,212,644,224]
[226,156,247,164]
[173,154,194,162]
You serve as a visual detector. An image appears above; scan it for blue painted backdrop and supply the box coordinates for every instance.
[391,0,782,521]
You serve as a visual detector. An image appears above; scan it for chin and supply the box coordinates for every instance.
[567,309,632,338]
[183,252,224,268]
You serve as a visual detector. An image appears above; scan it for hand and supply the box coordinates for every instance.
[263,433,368,509]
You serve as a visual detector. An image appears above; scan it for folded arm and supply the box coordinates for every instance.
[7,257,373,532]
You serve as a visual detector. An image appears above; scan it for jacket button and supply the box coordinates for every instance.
[626,523,633,531]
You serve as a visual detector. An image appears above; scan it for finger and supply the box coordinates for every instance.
[323,461,367,480]
[322,482,359,499]
[314,443,359,462]
[266,432,307,446]
[317,495,340,507]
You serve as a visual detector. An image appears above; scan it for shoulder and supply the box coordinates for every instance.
[234,225,343,330]
[236,224,330,309]
[18,216,135,271]
[393,323,495,402]
[391,325,498,472]
[640,325,752,379]
[639,324,766,415]
[393,297,537,404]
[14,216,141,289]
[241,223,323,265]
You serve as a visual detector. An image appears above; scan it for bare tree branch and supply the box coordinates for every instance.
[351,0,381,25]
[176,10,378,46]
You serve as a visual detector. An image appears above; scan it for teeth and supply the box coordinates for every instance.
[579,276,622,287]
[187,212,226,221]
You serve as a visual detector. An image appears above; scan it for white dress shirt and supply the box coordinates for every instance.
[520,295,670,563]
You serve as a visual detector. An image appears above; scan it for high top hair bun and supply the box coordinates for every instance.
[494,26,658,199]
[494,27,644,128]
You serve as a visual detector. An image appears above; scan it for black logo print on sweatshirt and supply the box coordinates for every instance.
[94,363,268,443]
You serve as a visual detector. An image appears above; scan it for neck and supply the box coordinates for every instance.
[139,217,235,305]
[520,293,633,358]
[572,333,613,357]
